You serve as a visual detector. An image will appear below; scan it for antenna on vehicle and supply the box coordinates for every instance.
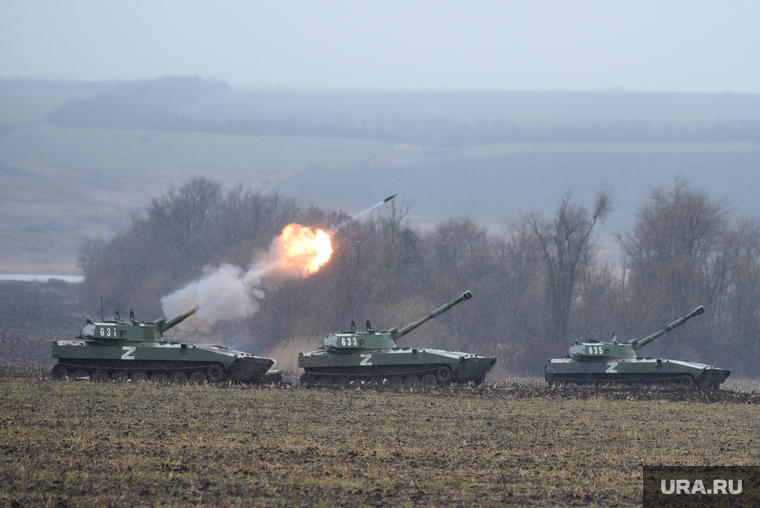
[100,295,104,322]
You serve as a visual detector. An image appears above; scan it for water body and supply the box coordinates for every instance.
[0,274,84,283]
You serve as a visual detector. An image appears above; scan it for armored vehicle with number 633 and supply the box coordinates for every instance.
[544,306,731,389]
[298,291,496,387]
[51,308,276,384]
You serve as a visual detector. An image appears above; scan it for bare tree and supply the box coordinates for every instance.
[528,187,612,341]
[424,217,496,349]
[618,177,729,323]
[378,199,412,296]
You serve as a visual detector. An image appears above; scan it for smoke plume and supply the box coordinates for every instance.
[161,224,332,324]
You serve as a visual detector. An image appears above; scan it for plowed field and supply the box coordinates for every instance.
[2,367,760,507]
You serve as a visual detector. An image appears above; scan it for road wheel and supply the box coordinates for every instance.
[421,374,438,386]
[403,375,419,388]
[679,376,695,388]
[318,376,334,386]
[384,376,402,387]
[112,371,129,383]
[131,371,149,383]
[189,371,207,384]
[150,372,168,384]
[299,374,315,387]
[91,370,110,383]
[51,364,69,381]
[170,372,188,384]
[73,369,90,381]
[335,377,351,388]
[207,365,226,383]
[436,366,453,384]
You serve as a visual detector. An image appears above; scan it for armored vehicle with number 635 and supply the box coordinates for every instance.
[545,306,731,389]
[51,308,275,384]
[298,290,496,387]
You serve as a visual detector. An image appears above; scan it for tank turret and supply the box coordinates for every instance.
[545,305,731,389]
[566,306,705,360]
[80,308,198,343]
[322,291,472,350]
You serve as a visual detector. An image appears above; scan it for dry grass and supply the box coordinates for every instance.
[2,368,760,506]
[723,377,760,392]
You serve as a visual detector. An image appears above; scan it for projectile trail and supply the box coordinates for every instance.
[329,194,397,233]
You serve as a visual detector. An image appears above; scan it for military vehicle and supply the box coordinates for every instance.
[545,306,730,389]
[298,291,496,387]
[51,308,275,384]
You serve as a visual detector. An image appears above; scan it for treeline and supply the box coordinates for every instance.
[46,76,230,131]
[44,77,760,145]
[79,177,760,377]
[144,116,760,145]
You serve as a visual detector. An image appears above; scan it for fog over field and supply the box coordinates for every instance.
[3,1,760,93]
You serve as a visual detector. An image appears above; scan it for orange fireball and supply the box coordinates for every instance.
[277,224,333,275]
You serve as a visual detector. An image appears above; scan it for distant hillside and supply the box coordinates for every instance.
[38,78,760,145]
[2,78,760,274]
[46,76,230,130]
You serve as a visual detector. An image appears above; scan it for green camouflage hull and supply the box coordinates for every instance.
[545,357,730,389]
[52,339,274,383]
[299,347,496,386]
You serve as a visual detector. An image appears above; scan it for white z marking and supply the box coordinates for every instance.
[606,361,618,373]
[360,353,373,366]
[121,346,136,360]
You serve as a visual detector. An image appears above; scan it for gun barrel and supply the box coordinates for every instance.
[629,306,704,350]
[159,308,197,333]
[394,291,472,339]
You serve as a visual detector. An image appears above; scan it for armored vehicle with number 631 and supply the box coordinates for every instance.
[298,291,496,387]
[52,308,275,384]
[544,306,731,389]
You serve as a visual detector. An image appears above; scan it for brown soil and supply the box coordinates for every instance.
[2,367,759,507]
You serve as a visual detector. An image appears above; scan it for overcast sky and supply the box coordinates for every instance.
[2,1,759,93]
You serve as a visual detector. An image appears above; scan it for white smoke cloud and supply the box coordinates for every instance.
[161,262,271,324]
[160,224,331,325]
